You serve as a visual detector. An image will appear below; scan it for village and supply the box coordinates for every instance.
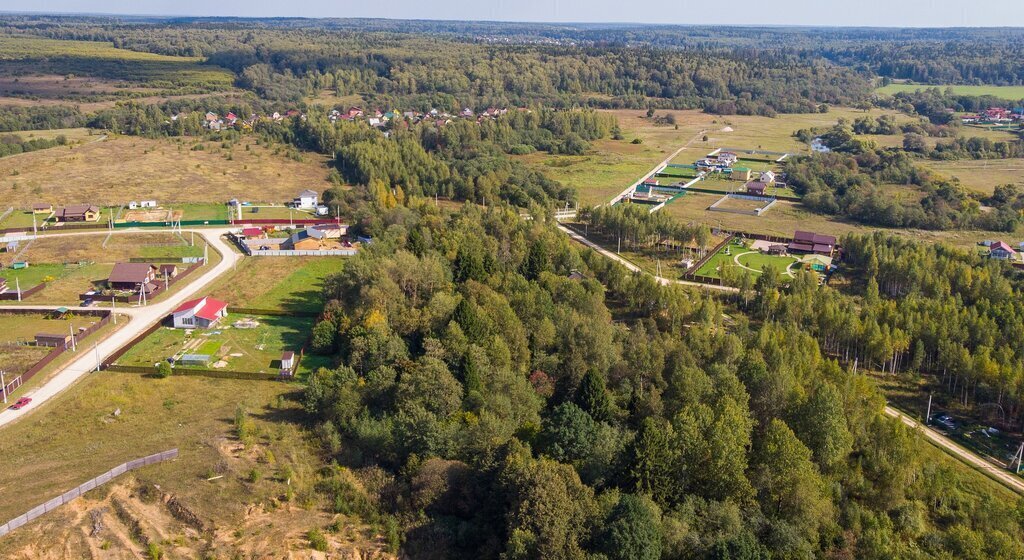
[194,104,512,132]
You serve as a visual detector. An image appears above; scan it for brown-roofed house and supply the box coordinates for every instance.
[745,181,768,196]
[788,230,837,257]
[55,204,100,222]
[159,264,179,279]
[32,203,53,214]
[108,263,157,291]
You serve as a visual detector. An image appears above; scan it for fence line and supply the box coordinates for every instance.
[0,449,179,538]
[0,282,46,301]
[230,306,319,318]
[105,364,281,381]
[0,207,12,223]
[247,249,356,257]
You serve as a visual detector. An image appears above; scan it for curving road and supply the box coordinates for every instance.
[0,227,240,429]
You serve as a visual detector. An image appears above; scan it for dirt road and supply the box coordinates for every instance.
[0,227,240,428]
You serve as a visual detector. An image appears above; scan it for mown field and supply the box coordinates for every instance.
[207,257,344,314]
[0,135,331,208]
[922,158,1024,194]
[875,83,1024,99]
[0,36,234,94]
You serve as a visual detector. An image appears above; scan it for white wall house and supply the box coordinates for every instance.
[171,296,229,329]
[292,189,319,209]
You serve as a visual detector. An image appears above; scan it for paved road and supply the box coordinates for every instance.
[884,405,1024,495]
[0,228,240,429]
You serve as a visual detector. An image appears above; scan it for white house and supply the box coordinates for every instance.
[140,200,157,208]
[292,189,319,209]
[760,171,777,184]
[171,296,228,329]
[281,351,296,377]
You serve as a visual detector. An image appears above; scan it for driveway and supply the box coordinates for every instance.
[0,228,241,428]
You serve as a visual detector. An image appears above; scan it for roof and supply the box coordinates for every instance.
[32,203,51,209]
[297,189,318,198]
[159,264,178,272]
[990,241,1015,254]
[746,181,768,192]
[173,296,228,321]
[57,204,99,217]
[108,263,154,284]
[35,332,70,340]
[788,242,814,252]
[793,230,836,246]
[282,351,295,360]
[241,227,263,237]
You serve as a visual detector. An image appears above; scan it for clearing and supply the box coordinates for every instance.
[875,83,1024,99]
[0,135,331,208]
[922,158,1024,194]
[207,257,344,314]
[0,371,389,558]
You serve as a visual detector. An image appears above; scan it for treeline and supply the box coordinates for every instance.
[0,105,85,132]
[785,135,1018,231]
[582,204,713,255]
[879,87,1024,125]
[6,20,872,113]
[0,133,67,158]
[298,195,1023,559]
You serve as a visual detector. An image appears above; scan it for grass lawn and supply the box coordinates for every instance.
[0,263,69,290]
[241,205,316,220]
[875,83,1024,99]
[736,251,798,275]
[176,202,232,222]
[695,240,798,279]
[116,313,328,375]
[0,311,105,342]
[921,158,1024,194]
[0,136,330,209]
[0,209,42,230]
[208,257,344,314]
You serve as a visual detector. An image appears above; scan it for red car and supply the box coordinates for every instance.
[9,397,31,410]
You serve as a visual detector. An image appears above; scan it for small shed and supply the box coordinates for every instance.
[281,351,296,376]
[36,333,72,348]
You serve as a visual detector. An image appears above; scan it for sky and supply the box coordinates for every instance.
[14,0,1024,27]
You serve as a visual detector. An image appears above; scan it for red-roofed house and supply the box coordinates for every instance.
[172,296,228,329]
[989,241,1016,261]
[241,227,264,238]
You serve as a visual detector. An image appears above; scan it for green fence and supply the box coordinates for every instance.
[115,220,231,228]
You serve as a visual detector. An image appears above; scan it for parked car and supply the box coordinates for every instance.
[9,397,31,410]
[932,414,956,430]
[82,298,95,307]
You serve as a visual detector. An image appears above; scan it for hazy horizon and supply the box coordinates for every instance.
[19,0,1024,28]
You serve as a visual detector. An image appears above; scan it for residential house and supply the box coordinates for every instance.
[801,254,833,272]
[989,241,1016,260]
[108,263,158,291]
[788,230,837,257]
[283,227,325,250]
[767,244,788,256]
[347,107,363,119]
[55,204,100,223]
[461,107,474,118]
[292,189,319,209]
[171,296,229,329]
[140,200,157,208]
[31,203,52,214]
[716,152,739,166]
[312,223,347,238]
[760,170,776,184]
[241,227,265,238]
[159,264,179,279]
[745,181,768,196]
[730,169,752,181]
[35,333,73,348]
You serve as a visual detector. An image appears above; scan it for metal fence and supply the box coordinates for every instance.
[248,249,356,257]
[0,449,179,538]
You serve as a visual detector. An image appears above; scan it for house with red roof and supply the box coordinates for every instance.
[172,296,229,329]
[989,241,1016,261]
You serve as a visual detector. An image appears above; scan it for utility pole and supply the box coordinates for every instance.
[925,393,933,425]
[1,370,6,404]
[32,212,37,236]
[16,277,21,302]
[1013,442,1024,474]
[70,322,76,352]
[94,343,101,372]
[112,297,116,324]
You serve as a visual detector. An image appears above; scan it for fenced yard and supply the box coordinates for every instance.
[114,313,329,375]
[694,238,798,279]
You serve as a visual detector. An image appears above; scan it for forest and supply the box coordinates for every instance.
[298,190,1024,559]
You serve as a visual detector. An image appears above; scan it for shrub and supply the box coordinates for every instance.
[308,528,328,552]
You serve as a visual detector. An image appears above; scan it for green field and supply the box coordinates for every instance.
[0,36,233,92]
[116,313,329,375]
[875,83,1024,99]
[208,257,343,313]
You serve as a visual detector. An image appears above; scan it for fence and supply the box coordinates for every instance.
[77,260,204,303]
[115,220,230,228]
[682,234,735,276]
[0,449,179,538]
[128,256,203,264]
[248,248,356,257]
[101,320,163,368]
[105,364,280,381]
[0,282,46,301]
[230,306,319,318]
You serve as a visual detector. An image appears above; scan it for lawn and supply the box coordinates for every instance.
[0,345,49,375]
[0,311,104,343]
[0,209,43,230]
[0,263,69,290]
[207,257,344,313]
[875,83,1024,99]
[116,313,329,375]
[176,202,232,222]
[921,158,1024,194]
[694,239,797,279]
[0,135,330,208]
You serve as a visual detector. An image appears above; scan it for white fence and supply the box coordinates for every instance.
[249,249,356,257]
[0,448,178,538]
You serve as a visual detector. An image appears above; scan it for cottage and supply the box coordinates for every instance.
[32,203,52,214]
[292,189,319,209]
[989,241,1016,261]
[801,254,833,272]
[716,152,739,166]
[730,168,752,181]
[172,296,228,329]
[241,227,264,238]
[745,181,768,196]
[159,264,179,279]
[108,263,157,291]
[759,170,777,184]
[283,227,325,250]
[35,332,72,348]
[767,244,788,256]
[140,200,157,208]
[55,204,100,223]
[788,230,836,257]
[281,351,296,376]
[312,223,347,238]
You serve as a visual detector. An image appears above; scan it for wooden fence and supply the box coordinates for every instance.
[2,310,112,393]
[0,449,178,538]
[230,307,319,318]
[0,282,46,301]
[105,364,280,381]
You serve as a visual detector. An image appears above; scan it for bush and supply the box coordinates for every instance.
[156,361,172,378]
[308,528,328,552]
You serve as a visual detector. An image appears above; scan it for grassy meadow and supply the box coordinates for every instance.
[875,83,1024,99]
[207,257,344,314]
